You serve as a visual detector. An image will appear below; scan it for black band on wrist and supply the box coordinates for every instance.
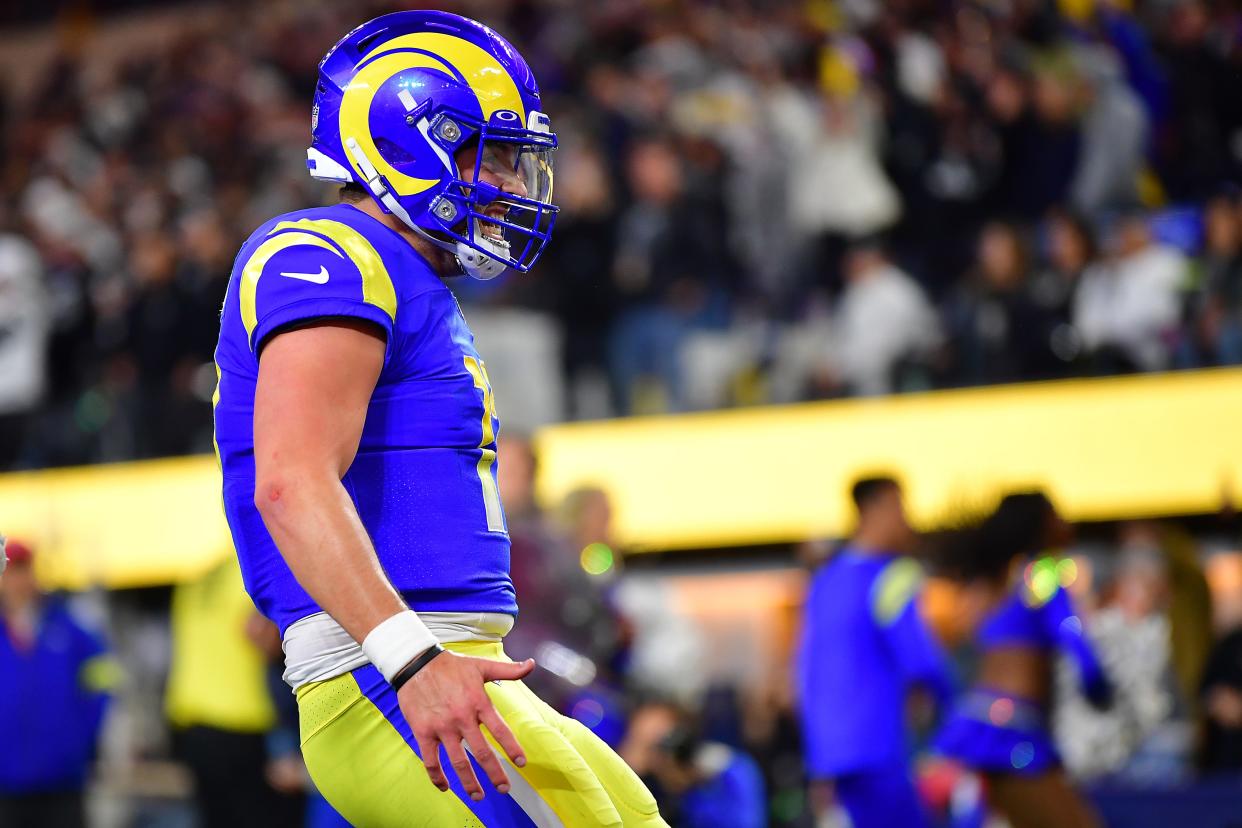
[390,644,445,692]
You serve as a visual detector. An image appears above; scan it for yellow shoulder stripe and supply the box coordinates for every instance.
[239,219,398,347]
[80,654,124,693]
[871,557,923,625]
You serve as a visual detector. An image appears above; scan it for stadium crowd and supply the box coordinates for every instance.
[3,0,1242,468]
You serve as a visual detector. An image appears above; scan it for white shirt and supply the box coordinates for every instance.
[1073,245,1185,371]
[832,263,941,396]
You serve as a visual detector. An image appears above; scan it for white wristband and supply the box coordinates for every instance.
[361,610,439,684]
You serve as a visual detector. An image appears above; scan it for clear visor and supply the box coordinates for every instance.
[516,145,554,205]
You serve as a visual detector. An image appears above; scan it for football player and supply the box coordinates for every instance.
[796,477,954,828]
[212,11,665,826]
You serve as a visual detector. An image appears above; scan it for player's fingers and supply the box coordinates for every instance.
[444,733,485,801]
[415,733,450,793]
[463,724,511,794]
[479,704,527,768]
[477,657,535,682]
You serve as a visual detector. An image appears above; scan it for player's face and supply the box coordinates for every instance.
[455,141,528,198]
[454,140,529,245]
[0,560,38,610]
[873,486,914,551]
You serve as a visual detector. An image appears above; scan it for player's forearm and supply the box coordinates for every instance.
[255,469,406,642]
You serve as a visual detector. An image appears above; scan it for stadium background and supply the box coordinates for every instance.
[3,0,1242,825]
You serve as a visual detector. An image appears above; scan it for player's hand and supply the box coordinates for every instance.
[397,650,535,800]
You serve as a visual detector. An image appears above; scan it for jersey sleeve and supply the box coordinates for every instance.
[1043,585,1113,708]
[871,558,956,707]
[237,221,398,355]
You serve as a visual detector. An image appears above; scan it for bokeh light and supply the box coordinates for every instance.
[1010,741,1035,770]
[1023,557,1060,606]
[989,698,1014,727]
[580,542,615,576]
[570,698,606,729]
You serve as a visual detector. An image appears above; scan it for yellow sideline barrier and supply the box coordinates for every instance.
[534,367,1242,551]
[0,455,229,590]
[3,368,1242,588]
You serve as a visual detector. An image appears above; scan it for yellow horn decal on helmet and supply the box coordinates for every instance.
[362,33,526,123]
[338,51,456,198]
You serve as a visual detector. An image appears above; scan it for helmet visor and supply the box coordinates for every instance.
[516,144,554,206]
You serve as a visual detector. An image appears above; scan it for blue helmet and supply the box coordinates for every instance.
[307,11,557,279]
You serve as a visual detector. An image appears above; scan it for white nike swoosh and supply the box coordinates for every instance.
[280,266,329,284]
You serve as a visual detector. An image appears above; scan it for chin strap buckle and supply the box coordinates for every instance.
[344,138,388,198]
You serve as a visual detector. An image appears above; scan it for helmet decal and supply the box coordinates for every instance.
[338,51,453,197]
[360,33,526,123]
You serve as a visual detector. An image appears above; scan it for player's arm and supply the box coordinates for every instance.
[1043,585,1112,709]
[253,320,533,799]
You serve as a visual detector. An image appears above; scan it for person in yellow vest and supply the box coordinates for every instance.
[165,555,302,827]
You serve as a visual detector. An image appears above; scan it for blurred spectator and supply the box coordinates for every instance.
[1031,209,1095,340]
[621,700,767,828]
[608,136,734,414]
[986,54,1080,221]
[944,221,1065,385]
[500,439,628,722]
[822,242,940,396]
[1149,522,1214,724]
[1069,46,1147,215]
[1057,521,1209,786]
[1183,194,1242,367]
[1056,543,1184,784]
[785,46,901,294]
[1153,0,1242,202]
[0,234,48,468]
[1201,626,1242,772]
[796,477,952,828]
[1073,214,1187,372]
[543,141,620,419]
[0,538,117,828]
[164,555,301,828]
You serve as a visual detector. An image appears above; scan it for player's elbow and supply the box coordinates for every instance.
[254,473,297,518]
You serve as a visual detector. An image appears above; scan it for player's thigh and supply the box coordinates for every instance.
[985,769,1101,828]
[484,677,666,828]
[297,672,484,828]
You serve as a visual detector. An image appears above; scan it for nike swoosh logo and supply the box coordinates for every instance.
[280,265,329,284]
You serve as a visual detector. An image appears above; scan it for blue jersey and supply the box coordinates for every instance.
[213,203,515,634]
[0,599,113,793]
[796,549,953,777]
[978,566,1112,706]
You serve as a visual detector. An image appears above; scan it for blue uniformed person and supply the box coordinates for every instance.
[934,492,1111,828]
[212,11,665,826]
[0,538,119,828]
[795,477,954,828]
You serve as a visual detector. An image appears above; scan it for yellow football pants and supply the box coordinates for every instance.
[297,639,667,827]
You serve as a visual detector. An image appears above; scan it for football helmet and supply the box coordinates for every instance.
[307,11,557,279]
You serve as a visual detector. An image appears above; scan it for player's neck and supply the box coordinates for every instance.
[344,198,457,276]
[851,530,899,556]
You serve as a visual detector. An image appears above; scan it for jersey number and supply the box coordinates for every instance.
[463,356,505,533]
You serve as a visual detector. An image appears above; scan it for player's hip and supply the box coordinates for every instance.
[296,642,666,828]
[282,609,515,690]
